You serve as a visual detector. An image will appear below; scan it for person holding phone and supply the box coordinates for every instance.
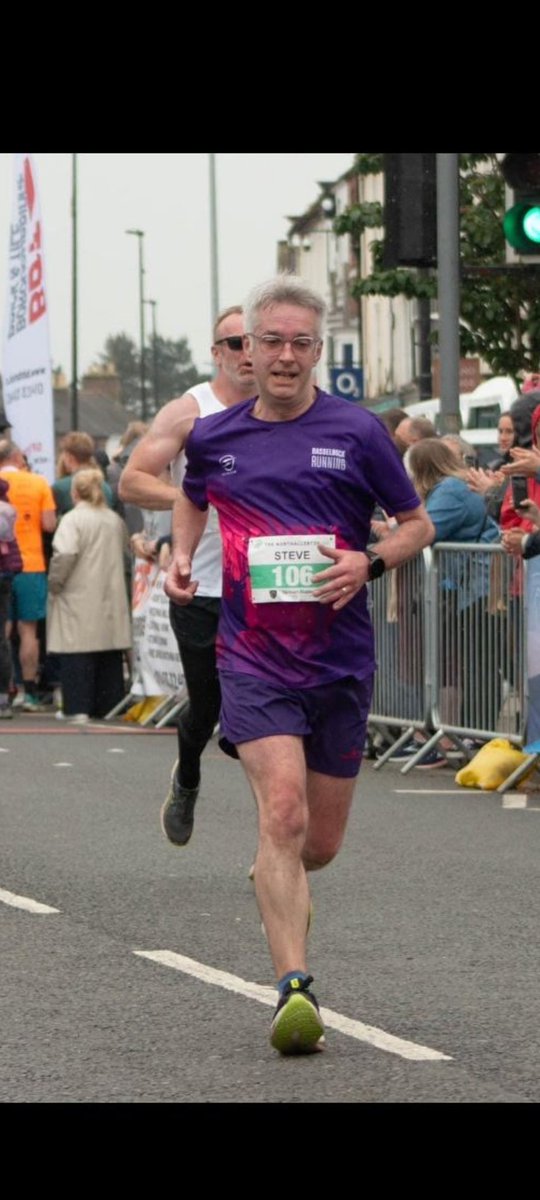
[500,404,540,547]
[502,498,540,559]
[499,403,540,535]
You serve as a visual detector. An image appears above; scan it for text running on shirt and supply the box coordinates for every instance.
[311,447,346,470]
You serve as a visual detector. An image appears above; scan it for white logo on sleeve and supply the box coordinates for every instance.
[219,454,236,474]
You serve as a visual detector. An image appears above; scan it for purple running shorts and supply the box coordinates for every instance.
[219,669,374,778]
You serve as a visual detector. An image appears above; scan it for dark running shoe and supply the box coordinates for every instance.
[160,760,199,846]
[414,747,447,769]
[270,975,325,1055]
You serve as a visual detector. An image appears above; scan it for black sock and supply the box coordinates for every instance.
[177,736,201,790]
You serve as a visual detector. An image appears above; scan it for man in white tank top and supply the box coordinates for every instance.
[119,306,255,845]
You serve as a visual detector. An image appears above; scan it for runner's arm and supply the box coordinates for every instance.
[163,489,209,605]
[118,394,199,510]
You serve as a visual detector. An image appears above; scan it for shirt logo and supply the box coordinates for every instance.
[219,454,236,474]
[311,447,346,471]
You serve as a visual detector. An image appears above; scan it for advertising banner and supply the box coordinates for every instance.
[130,557,184,698]
[2,154,55,481]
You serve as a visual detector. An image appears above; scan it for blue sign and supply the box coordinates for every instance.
[330,366,364,402]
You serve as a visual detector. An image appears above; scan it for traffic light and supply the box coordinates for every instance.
[383,153,437,268]
[501,153,540,255]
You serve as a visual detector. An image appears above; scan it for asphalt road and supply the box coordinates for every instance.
[1,711,540,1113]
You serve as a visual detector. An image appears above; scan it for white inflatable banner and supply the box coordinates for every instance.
[2,154,55,481]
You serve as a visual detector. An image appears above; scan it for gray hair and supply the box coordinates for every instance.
[244,274,326,338]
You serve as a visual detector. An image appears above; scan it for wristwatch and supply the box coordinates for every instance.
[365,546,386,581]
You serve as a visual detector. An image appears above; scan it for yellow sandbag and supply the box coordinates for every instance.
[122,696,166,723]
[455,738,531,790]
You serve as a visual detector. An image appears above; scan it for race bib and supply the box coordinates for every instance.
[248,534,336,603]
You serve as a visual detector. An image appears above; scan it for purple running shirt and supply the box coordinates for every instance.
[182,389,421,688]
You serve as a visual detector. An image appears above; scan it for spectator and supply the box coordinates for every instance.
[379,407,408,439]
[408,436,500,738]
[0,476,23,717]
[499,404,540,545]
[393,415,437,459]
[47,467,131,723]
[502,497,540,559]
[440,432,478,469]
[107,421,149,534]
[0,439,56,711]
[53,431,114,516]
[466,413,516,526]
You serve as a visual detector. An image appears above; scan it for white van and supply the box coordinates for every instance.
[464,376,519,431]
[403,377,519,466]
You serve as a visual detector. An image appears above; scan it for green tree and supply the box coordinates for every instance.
[100,332,206,416]
[335,153,540,384]
[100,333,141,411]
[148,334,202,410]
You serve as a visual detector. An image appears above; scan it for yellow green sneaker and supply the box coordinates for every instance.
[270,975,325,1055]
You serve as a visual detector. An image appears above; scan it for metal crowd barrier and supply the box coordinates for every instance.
[369,543,527,772]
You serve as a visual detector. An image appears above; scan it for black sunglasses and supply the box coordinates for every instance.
[214,336,244,351]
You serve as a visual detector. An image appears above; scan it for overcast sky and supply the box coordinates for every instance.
[0,153,355,383]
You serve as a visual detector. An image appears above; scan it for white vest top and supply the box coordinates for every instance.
[169,381,225,596]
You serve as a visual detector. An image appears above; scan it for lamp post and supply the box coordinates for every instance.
[70,152,78,430]
[145,298,159,414]
[125,228,146,420]
[208,154,220,325]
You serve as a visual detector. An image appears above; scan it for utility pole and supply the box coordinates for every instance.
[70,152,78,430]
[126,229,146,420]
[436,154,461,432]
[209,154,220,327]
[145,299,159,413]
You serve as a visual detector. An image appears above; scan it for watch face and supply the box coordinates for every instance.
[368,555,385,580]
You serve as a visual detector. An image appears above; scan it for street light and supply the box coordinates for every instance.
[125,228,146,420]
[71,152,78,430]
[208,154,220,325]
[145,298,159,413]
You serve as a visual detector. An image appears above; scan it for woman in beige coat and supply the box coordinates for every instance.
[47,467,132,722]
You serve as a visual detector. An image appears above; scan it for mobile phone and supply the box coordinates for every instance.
[511,475,528,510]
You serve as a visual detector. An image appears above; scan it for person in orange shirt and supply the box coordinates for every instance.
[0,439,56,710]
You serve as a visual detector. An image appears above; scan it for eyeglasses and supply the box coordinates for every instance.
[248,333,321,357]
[214,336,244,351]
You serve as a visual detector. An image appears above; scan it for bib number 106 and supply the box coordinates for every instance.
[272,564,315,588]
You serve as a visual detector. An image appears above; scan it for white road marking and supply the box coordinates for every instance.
[0,747,9,752]
[502,794,527,808]
[134,949,451,1062]
[54,762,73,768]
[395,788,539,809]
[0,887,60,913]
[107,748,125,754]
[395,789,487,795]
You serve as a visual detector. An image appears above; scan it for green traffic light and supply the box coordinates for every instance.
[503,200,540,253]
[523,206,540,244]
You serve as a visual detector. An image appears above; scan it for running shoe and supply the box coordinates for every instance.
[386,740,419,762]
[21,694,45,712]
[160,759,199,846]
[0,703,13,720]
[270,975,325,1055]
[414,748,447,769]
